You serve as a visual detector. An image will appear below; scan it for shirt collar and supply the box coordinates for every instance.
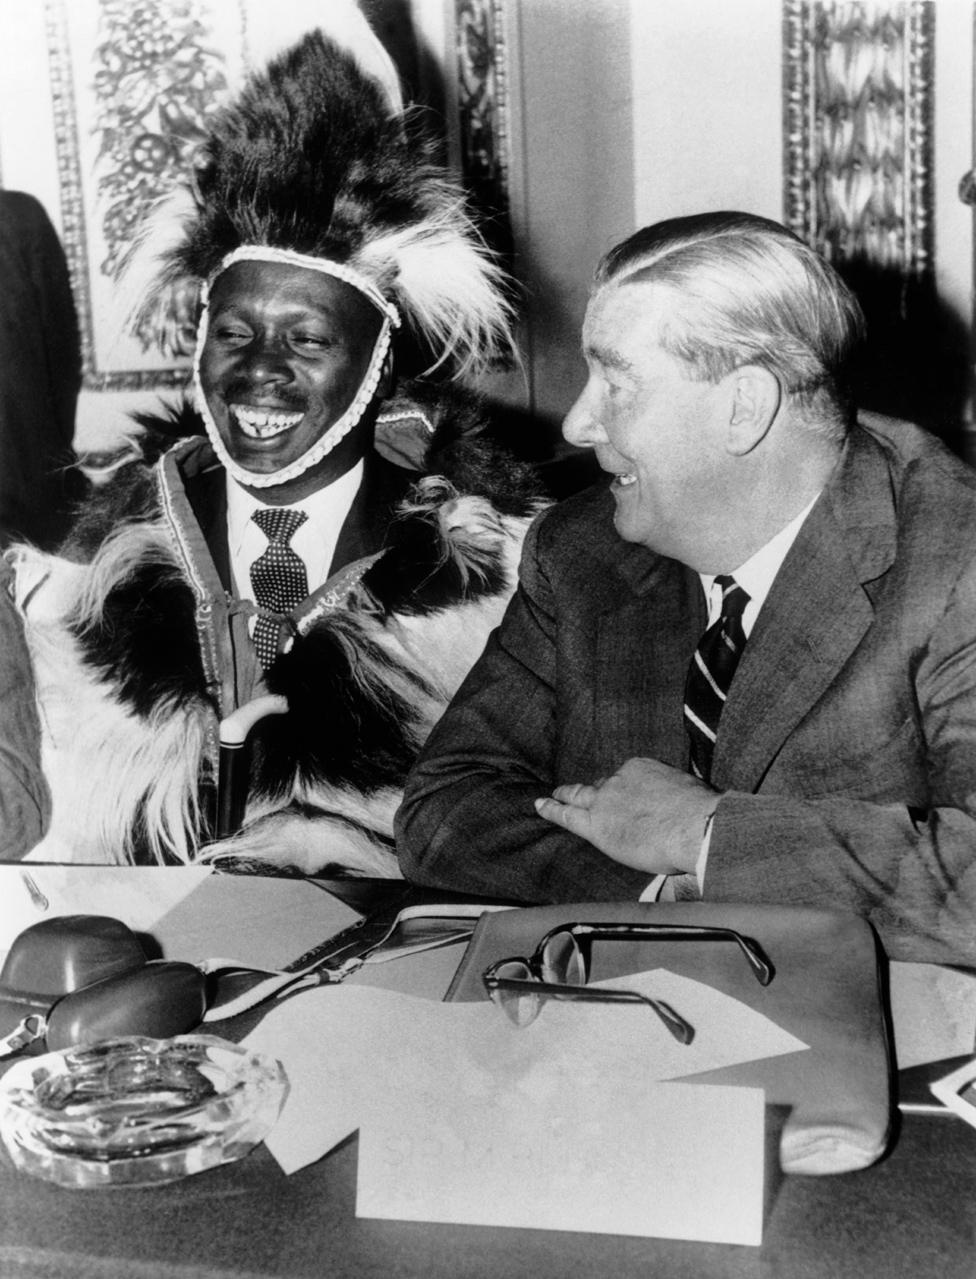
[226,460,365,561]
[698,491,821,631]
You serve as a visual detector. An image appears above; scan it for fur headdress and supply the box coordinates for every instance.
[123,27,515,381]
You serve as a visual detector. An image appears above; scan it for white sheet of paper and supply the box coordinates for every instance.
[357,1078,766,1246]
[888,961,976,1069]
[0,864,212,961]
[244,968,806,1176]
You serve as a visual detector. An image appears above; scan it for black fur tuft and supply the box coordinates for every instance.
[400,380,544,517]
[362,508,508,617]
[129,399,205,448]
[251,617,433,798]
[72,561,209,720]
[61,465,160,563]
[175,32,440,282]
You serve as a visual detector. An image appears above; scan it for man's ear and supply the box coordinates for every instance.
[725,365,781,455]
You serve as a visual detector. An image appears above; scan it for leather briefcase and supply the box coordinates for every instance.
[446,900,892,1175]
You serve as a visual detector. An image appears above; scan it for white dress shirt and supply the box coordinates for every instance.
[226,460,365,608]
[640,492,821,901]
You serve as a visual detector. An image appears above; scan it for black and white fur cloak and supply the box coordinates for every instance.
[9,384,547,875]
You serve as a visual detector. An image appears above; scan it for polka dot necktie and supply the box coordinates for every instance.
[683,575,750,784]
[249,507,309,670]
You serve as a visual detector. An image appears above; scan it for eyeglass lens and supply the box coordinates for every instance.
[539,932,587,986]
[489,959,541,1027]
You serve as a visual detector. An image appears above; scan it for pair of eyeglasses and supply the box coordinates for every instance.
[482,922,774,1044]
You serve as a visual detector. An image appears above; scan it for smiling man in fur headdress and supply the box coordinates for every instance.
[6,28,546,873]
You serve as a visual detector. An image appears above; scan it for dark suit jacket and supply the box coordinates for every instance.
[397,415,976,964]
[0,192,80,549]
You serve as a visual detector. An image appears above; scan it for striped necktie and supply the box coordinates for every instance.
[683,574,750,783]
[249,507,309,670]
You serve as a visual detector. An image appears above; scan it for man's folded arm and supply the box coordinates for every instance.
[702,792,976,965]
[396,518,651,903]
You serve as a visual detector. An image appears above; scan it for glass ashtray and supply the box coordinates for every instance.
[0,1034,287,1189]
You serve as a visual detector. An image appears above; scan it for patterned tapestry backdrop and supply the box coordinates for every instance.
[454,0,512,261]
[0,0,453,398]
[32,0,252,393]
[782,2,966,441]
[784,0,933,275]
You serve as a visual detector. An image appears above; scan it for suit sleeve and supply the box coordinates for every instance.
[396,511,651,902]
[0,192,80,550]
[703,553,976,965]
[0,560,50,858]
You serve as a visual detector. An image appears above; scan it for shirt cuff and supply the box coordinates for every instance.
[637,804,717,902]
[639,874,667,902]
[640,807,716,902]
[696,809,716,890]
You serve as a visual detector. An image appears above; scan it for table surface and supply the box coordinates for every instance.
[0,873,974,1279]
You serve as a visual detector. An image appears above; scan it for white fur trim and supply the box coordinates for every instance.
[7,479,544,872]
[13,535,208,866]
[107,184,202,360]
[361,503,540,697]
[203,796,404,878]
[354,204,519,378]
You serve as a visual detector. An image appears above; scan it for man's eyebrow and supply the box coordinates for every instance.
[583,341,633,374]
[210,298,338,325]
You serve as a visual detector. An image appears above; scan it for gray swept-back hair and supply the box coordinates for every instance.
[596,212,865,439]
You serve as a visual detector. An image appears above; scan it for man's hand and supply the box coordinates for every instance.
[534,757,718,875]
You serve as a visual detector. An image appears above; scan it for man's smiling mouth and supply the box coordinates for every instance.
[612,472,637,487]
[229,404,304,439]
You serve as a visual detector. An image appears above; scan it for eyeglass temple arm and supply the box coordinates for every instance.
[483,976,694,1045]
[544,923,774,986]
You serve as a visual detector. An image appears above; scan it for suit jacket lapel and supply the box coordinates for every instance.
[712,426,897,790]
[181,456,232,590]
[329,451,413,574]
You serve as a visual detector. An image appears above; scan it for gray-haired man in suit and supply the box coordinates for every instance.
[397,210,976,966]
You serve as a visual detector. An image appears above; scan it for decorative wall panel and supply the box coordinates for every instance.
[10,0,373,396]
[454,0,512,256]
[784,0,934,276]
[783,2,966,440]
[34,0,252,392]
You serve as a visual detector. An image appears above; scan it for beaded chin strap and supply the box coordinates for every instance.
[192,246,401,490]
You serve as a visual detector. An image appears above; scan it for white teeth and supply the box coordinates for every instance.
[230,405,303,439]
[616,473,637,487]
